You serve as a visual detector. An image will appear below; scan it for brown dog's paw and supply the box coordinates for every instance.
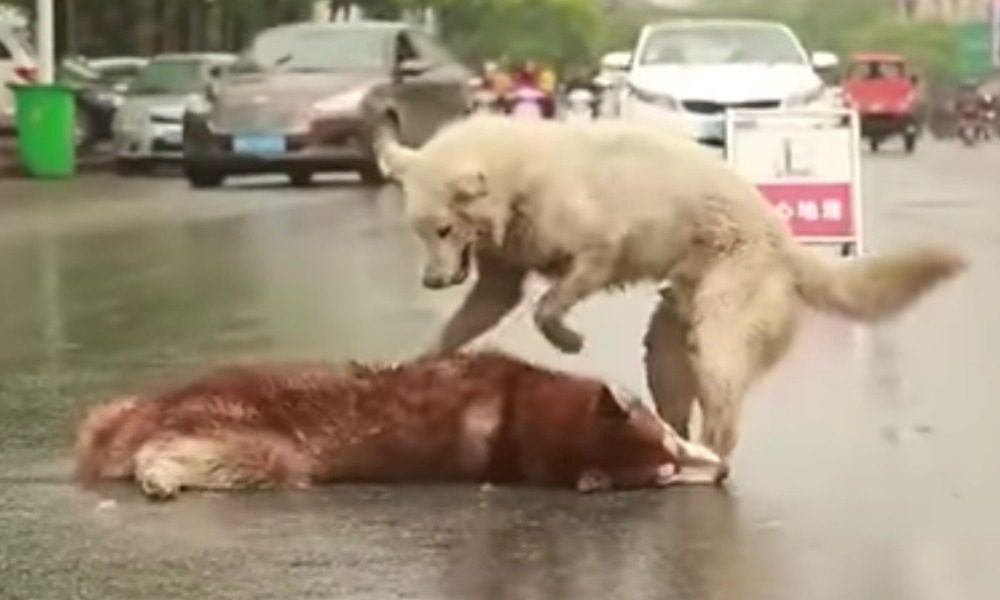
[576,469,613,493]
[138,472,180,501]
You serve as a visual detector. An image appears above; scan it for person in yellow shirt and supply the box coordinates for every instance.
[539,65,557,95]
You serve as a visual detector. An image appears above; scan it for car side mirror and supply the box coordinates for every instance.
[601,51,632,73]
[811,51,839,71]
[397,58,431,78]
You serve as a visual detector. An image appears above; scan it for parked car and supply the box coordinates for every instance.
[57,56,126,152]
[88,56,149,92]
[0,20,36,132]
[593,50,631,117]
[112,53,235,173]
[618,19,838,146]
[182,20,472,188]
[842,53,921,153]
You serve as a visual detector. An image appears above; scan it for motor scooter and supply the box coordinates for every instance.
[507,84,547,119]
[956,106,987,147]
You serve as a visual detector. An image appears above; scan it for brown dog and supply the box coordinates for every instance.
[74,352,722,500]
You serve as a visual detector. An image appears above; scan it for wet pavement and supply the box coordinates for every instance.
[0,140,997,599]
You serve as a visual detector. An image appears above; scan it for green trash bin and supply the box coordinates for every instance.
[11,83,76,178]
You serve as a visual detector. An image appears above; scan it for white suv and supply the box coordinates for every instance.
[618,19,837,146]
[0,21,36,132]
[0,21,36,131]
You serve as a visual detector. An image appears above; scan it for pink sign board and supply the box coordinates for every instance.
[757,183,855,239]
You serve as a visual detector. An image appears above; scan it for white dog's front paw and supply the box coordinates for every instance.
[536,317,585,354]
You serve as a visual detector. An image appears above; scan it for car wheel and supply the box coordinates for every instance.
[358,163,385,185]
[74,109,98,154]
[288,170,314,187]
[185,165,225,189]
[361,117,400,185]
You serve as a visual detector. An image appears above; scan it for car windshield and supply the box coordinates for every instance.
[639,25,805,66]
[58,58,99,84]
[242,28,388,73]
[848,61,905,80]
[129,59,208,95]
[96,64,145,85]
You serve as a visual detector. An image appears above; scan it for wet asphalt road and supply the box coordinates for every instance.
[0,139,997,600]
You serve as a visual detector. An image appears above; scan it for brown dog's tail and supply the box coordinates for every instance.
[786,243,967,322]
[73,396,148,485]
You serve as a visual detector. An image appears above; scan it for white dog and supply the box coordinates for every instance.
[381,116,965,465]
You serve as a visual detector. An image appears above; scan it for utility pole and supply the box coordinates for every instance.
[64,0,76,56]
[37,0,55,83]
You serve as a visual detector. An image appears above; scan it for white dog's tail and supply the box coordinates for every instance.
[786,244,966,322]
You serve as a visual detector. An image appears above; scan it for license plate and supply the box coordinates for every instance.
[702,120,724,140]
[233,133,286,155]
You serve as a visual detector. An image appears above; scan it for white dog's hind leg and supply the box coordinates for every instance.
[689,259,799,460]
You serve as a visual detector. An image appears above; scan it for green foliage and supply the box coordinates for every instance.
[418,0,602,69]
[2,0,965,82]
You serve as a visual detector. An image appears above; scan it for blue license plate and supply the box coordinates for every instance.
[233,133,286,155]
[701,120,725,140]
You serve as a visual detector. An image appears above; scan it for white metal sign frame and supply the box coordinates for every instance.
[725,108,864,257]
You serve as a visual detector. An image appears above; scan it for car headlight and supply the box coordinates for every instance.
[625,83,680,111]
[185,93,212,115]
[312,88,368,116]
[785,86,824,108]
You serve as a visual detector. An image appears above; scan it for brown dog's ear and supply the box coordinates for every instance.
[447,168,488,204]
[596,385,629,421]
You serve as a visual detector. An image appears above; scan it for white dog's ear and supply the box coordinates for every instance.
[378,137,418,179]
[447,167,509,246]
[447,168,488,204]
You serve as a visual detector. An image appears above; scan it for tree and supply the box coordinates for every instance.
[410,0,601,69]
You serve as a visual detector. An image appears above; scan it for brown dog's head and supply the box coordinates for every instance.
[504,361,685,491]
[573,384,683,492]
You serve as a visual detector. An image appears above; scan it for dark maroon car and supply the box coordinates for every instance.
[182,21,472,188]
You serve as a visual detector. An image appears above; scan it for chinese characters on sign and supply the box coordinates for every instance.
[757,183,854,238]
